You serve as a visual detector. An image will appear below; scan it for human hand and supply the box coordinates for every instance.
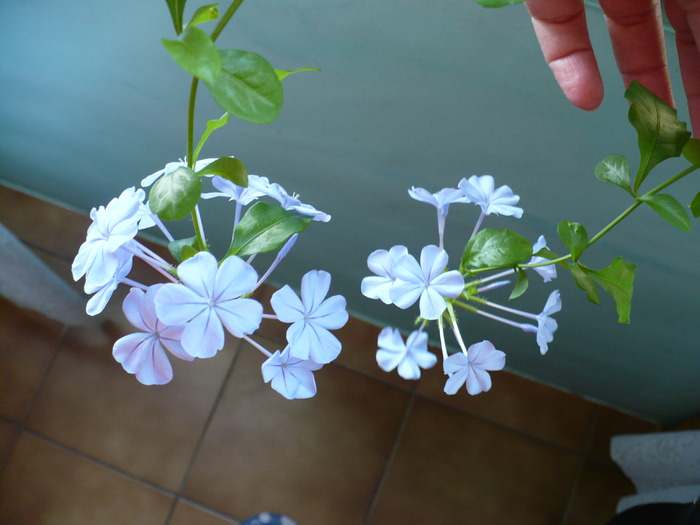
[525,0,700,133]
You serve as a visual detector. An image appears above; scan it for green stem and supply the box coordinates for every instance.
[184,0,245,250]
[210,0,245,43]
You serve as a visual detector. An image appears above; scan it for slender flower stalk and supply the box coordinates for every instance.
[243,334,273,357]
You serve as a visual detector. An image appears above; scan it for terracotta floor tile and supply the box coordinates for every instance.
[0,185,90,259]
[184,339,411,524]
[0,419,20,467]
[26,320,241,491]
[367,398,581,525]
[0,297,64,422]
[170,499,239,525]
[418,366,597,451]
[0,432,172,525]
[587,406,659,465]
[334,316,419,389]
[564,459,636,525]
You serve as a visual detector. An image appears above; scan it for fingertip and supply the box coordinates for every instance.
[548,52,604,111]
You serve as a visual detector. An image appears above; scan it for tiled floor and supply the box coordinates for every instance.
[0,184,660,524]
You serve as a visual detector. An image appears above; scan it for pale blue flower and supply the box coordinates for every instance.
[261,346,323,399]
[529,235,557,282]
[361,245,408,305]
[200,174,270,205]
[140,157,218,187]
[458,175,523,218]
[258,182,331,222]
[376,327,437,380]
[536,290,561,355]
[389,245,464,320]
[270,270,348,364]
[155,251,263,359]
[443,340,506,395]
[408,186,468,248]
[112,285,193,385]
[84,250,133,316]
[72,187,146,288]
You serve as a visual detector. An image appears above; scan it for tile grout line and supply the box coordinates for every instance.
[558,404,601,525]
[162,339,245,525]
[362,387,418,525]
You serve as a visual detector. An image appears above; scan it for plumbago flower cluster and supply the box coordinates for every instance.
[363,81,700,396]
[362,175,561,396]
[71,0,350,399]
[72,169,347,399]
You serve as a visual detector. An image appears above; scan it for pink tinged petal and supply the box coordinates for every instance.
[158,328,194,362]
[420,245,449,281]
[113,333,153,373]
[419,288,448,320]
[215,297,263,337]
[180,308,225,358]
[121,288,152,331]
[135,343,174,386]
[300,270,331,313]
[270,285,306,322]
[307,294,348,329]
[176,252,218,298]
[155,284,208,325]
[214,256,258,301]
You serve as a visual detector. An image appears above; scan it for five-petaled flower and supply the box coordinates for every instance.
[361,245,408,305]
[459,175,523,218]
[443,340,506,396]
[390,245,464,320]
[155,251,263,359]
[113,285,193,385]
[536,290,561,355]
[271,270,348,364]
[261,346,323,399]
[376,327,437,380]
[408,186,468,247]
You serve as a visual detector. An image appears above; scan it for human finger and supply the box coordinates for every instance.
[598,0,673,108]
[525,0,604,111]
[665,0,700,133]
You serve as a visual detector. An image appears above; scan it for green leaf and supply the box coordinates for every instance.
[168,236,200,263]
[594,155,632,193]
[162,26,221,84]
[625,81,691,192]
[461,229,532,269]
[196,157,248,187]
[472,0,525,6]
[275,67,320,82]
[165,0,186,34]
[682,138,700,166]
[509,268,529,300]
[586,257,636,323]
[639,193,691,231]
[148,166,202,221]
[690,193,700,218]
[557,221,588,261]
[205,50,284,124]
[187,3,219,27]
[227,202,311,257]
[569,263,600,305]
[192,113,228,164]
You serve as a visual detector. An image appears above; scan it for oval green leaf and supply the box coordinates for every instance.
[594,155,631,193]
[508,268,529,300]
[162,26,221,84]
[639,193,691,232]
[557,221,588,262]
[148,166,202,221]
[187,4,219,27]
[227,202,311,257]
[205,50,283,124]
[192,113,229,164]
[690,192,700,218]
[461,228,532,269]
[196,157,248,187]
[586,257,636,324]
